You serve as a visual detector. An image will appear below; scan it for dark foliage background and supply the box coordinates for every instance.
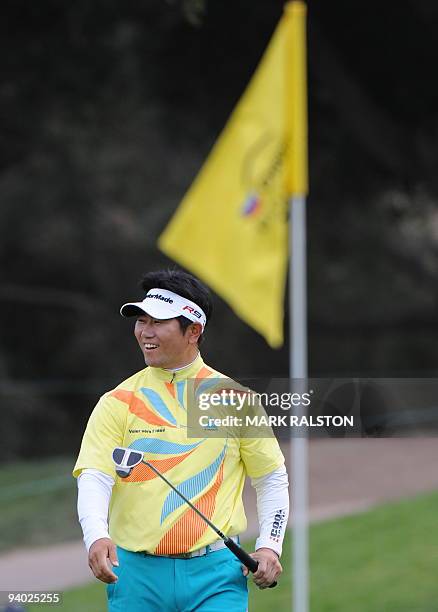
[1,0,438,458]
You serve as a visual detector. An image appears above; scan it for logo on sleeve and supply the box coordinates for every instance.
[270,509,286,543]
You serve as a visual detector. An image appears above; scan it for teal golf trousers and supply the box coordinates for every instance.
[107,545,248,611]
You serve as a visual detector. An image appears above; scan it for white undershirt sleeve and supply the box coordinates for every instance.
[77,468,115,552]
[251,464,289,557]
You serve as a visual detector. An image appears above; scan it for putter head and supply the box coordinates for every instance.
[115,466,132,478]
[112,446,144,478]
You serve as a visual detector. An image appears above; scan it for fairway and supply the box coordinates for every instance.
[25,489,438,611]
[0,457,79,552]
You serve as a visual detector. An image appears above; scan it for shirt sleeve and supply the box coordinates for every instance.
[72,393,126,479]
[251,464,289,557]
[77,469,114,552]
[239,435,285,479]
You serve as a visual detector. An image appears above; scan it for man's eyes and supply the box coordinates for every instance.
[136,318,163,325]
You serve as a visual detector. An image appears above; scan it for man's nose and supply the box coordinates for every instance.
[140,322,155,337]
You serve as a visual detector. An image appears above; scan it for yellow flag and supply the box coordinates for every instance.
[158,2,307,348]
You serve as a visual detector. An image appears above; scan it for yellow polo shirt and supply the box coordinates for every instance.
[73,355,284,554]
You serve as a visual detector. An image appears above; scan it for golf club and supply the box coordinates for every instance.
[112,446,277,588]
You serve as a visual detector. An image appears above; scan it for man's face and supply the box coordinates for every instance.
[134,314,200,369]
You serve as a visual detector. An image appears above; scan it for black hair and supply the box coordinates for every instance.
[139,269,213,345]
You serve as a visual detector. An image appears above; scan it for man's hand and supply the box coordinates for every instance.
[242,547,282,589]
[88,537,119,584]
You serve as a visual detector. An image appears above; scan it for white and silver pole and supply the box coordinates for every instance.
[290,193,308,612]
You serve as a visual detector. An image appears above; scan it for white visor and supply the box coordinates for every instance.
[120,288,207,329]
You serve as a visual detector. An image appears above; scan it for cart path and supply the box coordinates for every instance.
[1,438,437,594]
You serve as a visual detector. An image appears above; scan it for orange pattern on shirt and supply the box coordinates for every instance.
[122,449,196,482]
[154,461,224,554]
[110,389,176,428]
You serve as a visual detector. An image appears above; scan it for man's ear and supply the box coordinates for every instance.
[187,322,203,344]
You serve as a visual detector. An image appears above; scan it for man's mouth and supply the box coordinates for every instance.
[144,343,159,350]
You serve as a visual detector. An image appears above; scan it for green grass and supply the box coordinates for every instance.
[28,581,108,612]
[26,489,438,612]
[309,491,438,612]
[0,456,81,551]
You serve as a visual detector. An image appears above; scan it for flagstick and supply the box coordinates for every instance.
[290,194,308,612]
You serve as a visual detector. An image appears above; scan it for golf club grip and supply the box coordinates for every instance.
[224,538,277,588]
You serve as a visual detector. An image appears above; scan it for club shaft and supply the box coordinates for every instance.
[143,460,225,538]
[142,459,276,587]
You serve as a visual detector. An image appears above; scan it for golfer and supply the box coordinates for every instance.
[73,269,289,611]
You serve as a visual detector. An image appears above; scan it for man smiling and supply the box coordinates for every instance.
[131,292,204,369]
[73,269,289,612]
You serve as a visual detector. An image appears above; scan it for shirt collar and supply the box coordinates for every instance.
[148,353,205,382]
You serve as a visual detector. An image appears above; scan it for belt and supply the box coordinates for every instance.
[142,536,240,559]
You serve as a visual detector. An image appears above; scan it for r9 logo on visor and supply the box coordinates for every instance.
[182,305,202,319]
